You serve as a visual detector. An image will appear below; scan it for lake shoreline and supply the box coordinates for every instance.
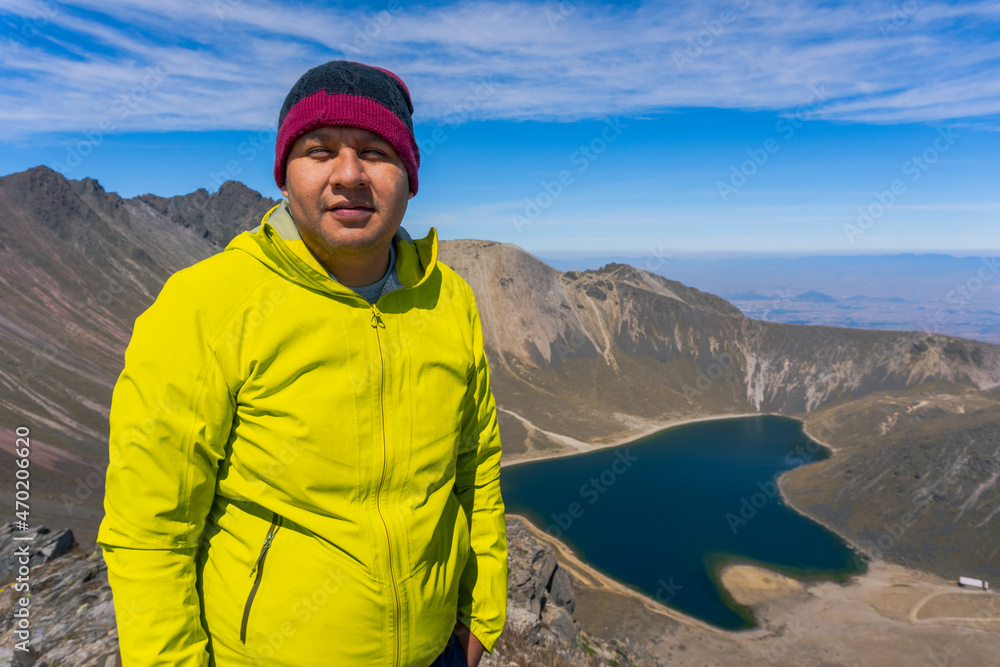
[777,414,875,566]
[501,411,871,631]
[500,411,771,470]
[500,410,863,562]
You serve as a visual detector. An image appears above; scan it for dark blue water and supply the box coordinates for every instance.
[499,415,866,629]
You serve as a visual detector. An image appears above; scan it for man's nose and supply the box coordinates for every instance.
[329,148,368,188]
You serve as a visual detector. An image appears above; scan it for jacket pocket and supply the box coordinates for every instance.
[240,512,283,645]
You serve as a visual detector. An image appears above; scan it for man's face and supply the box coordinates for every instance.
[280,125,412,272]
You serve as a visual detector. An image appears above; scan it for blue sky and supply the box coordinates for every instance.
[1,0,998,257]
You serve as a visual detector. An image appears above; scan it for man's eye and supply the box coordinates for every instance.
[307,147,331,156]
[361,148,386,157]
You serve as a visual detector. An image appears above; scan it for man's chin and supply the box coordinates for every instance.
[319,228,396,254]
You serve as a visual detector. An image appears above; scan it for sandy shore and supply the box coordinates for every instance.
[500,411,770,469]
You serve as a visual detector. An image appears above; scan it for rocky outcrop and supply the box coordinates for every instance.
[0,525,117,665]
[0,525,76,585]
[486,517,650,666]
[504,517,580,643]
[0,519,645,667]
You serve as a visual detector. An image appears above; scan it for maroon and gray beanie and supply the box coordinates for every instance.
[273,60,420,195]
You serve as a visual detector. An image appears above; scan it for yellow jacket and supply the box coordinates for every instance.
[96,202,508,666]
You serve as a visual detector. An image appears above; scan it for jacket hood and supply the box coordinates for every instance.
[226,201,438,298]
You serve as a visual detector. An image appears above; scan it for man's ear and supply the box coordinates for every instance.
[280,185,289,199]
[408,191,415,200]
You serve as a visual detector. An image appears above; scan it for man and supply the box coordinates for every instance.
[97,60,508,667]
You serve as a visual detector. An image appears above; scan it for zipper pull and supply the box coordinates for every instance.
[370,304,385,328]
[250,519,281,577]
[249,532,274,578]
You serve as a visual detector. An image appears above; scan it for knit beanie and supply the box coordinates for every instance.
[274,60,419,195]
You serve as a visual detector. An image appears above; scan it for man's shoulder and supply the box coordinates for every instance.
[432,258,475,299]
[150,243,283,325]
[428,259,482,316]
[167,242,272,288]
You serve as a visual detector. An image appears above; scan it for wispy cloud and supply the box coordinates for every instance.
[2,0,999,140]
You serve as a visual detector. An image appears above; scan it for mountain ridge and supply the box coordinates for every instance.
[1,164,997,589]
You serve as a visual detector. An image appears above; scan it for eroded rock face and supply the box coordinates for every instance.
[485,517,649,667]
[506,517,577,631]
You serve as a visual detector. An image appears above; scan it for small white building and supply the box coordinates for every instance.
[958,576,989,590]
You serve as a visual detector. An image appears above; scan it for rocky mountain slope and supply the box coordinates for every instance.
[787,384,1000,581]
[436,240,1000,582]
[0,167,278,541]
[0,165,275,458]
[1,166,998,659]
[439,239,1000,445]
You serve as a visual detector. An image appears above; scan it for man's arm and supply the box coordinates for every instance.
[97,270,235,666]
[454,291,508,656]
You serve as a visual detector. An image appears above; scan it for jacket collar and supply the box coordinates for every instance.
[228,201,438,298]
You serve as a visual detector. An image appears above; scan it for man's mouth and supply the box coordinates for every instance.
[329,203,375,218]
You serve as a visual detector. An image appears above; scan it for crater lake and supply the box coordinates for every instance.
[499,415,866,629]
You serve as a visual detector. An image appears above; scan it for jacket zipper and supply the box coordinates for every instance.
[370,304,401,667]
[265,224,405,663]
[240,512,283,645]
